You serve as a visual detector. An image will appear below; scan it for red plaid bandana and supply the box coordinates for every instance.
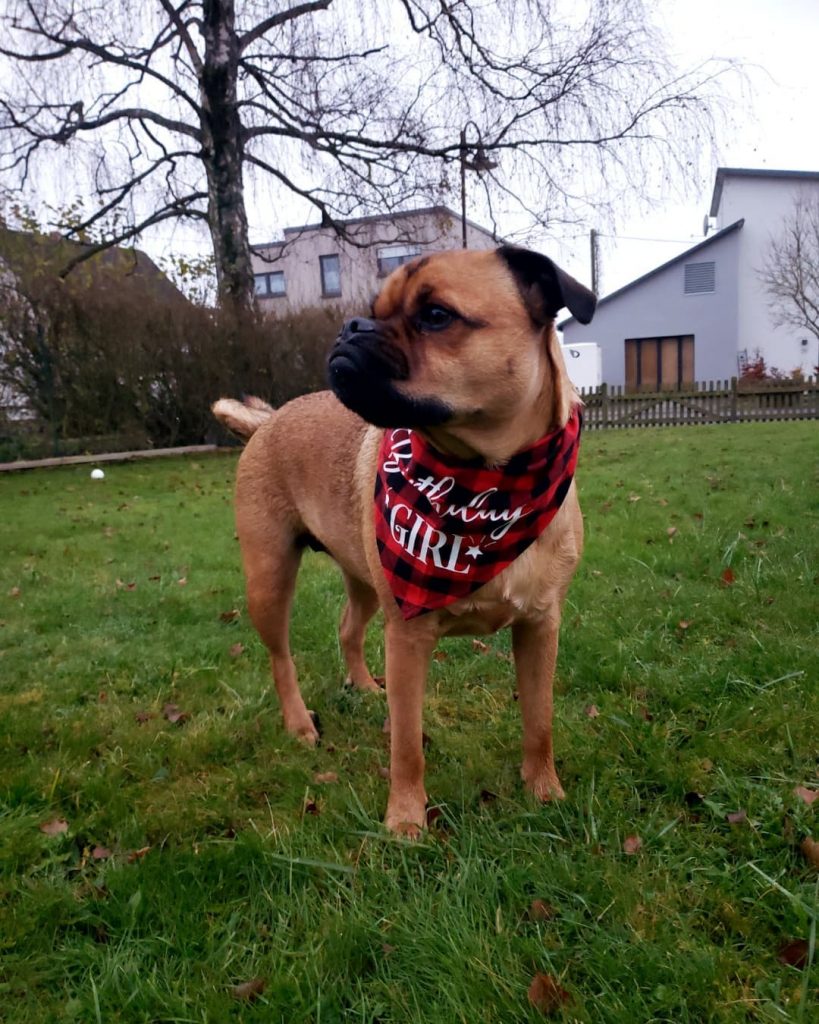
[374,407,582,619]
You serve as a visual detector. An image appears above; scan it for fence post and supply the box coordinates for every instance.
[601,381,609,428]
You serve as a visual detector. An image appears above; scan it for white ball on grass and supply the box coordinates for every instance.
[90,468,105,480]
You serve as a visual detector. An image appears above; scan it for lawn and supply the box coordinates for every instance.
[1,420,817,1023]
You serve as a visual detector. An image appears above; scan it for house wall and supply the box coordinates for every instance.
[715,175,819,376]
[561,229,741,387]
[252,209,495,314]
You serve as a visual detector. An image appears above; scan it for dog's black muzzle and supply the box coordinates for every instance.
[328,317,452,428]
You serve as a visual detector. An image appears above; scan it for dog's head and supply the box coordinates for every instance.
[327,246,595,435]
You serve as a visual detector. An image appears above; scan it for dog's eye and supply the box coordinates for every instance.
[416,304,455,332]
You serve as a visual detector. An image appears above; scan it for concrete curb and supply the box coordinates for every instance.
[0,444,235,473]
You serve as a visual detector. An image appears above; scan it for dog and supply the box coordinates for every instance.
[213,245,595,837]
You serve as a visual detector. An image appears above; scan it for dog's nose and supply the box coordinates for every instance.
[338,317,377,344]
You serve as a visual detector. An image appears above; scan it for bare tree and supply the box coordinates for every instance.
[762,195,819,349]
[0,0,729,312]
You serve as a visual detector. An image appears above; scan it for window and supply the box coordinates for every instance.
[320,254,341,297]
[254,271,286,297]
[625,336,695,393]
[377,244,422,277]
[684,261,715,294]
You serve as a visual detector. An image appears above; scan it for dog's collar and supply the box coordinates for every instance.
[374,407,582,619]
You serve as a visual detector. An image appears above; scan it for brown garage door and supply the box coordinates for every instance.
[625,336,694,393]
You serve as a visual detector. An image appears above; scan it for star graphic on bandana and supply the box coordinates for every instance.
[465,544,483,559]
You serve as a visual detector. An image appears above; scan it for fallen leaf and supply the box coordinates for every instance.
[127,846,151,862]
[314,772,338,784]
[528,973,570,1015]
[472,639,489,653]
[637,705,653,722]
[666,526,678,538]
[163,703,188,724]
[92,846,112,860]
[9,586,21,598]
[177,577,187,586]
[800,837,819,871]
[584,704,600,718]
[381,943,396,955]
[677,619,692,631]
[527,899,556,922]
[777,939,809,969]
[229,642,244,658]
[432,650,448,662]
[134,710,154,724]
[39,818,68,836]
[148,574,161,581]
[726,809,747,824]
[98,690,107,703]
[720,567,736,586]
[628,493,641,503]
[658,498,669,506]
[795,786,818,806]
[219,609,240,623]
[623,835,642,855]
[231,978,266,1001]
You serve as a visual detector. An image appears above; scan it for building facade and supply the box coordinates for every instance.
[252,206,497,313]
[560,168,819,389]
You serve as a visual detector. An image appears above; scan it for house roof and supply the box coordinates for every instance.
[0,227,186,305]
[253,204,496,250]
[557,219,744,329]
[709,167,819,217]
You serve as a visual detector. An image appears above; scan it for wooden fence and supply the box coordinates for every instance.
[578,378,819,429]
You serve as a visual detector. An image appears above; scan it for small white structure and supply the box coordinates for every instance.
[560,342,602,391]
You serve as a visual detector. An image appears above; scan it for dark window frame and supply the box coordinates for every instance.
[254,270,286,297]
[320,253,342,297]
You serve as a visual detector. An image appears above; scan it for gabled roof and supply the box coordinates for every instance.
[557,219,744,329]
[253,204,495,250]
[709,167,819,217]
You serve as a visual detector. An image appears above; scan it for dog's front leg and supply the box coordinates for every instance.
[513,614,566,802]
[383,618,437,838]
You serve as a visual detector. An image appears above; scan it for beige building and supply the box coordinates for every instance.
[252,206,497,313]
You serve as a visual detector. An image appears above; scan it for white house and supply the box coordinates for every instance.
[560,168,819,389]
[252,206,497,313]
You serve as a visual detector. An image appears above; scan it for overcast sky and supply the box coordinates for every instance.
[561,0,819,295]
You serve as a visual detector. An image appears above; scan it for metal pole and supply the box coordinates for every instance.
[589,228,599,294]
[460,128,467,249]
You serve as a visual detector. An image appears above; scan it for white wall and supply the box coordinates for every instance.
[715,175,819,376]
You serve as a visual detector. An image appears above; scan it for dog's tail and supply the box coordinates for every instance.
[211,395,275,440]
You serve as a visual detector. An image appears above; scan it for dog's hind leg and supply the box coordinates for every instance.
[339,574,382,692]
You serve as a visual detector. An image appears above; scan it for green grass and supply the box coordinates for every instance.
[1,421,817,1023]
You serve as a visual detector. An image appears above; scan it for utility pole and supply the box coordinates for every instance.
[589,228,600,295]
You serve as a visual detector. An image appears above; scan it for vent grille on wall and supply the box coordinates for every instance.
[684,261,715,294]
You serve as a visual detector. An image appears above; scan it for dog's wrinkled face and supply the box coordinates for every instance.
[327,246,595,431]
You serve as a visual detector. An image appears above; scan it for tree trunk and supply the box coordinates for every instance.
[200,0,255,314]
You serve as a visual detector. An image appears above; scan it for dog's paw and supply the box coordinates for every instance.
[384,791,427,839]
[284,710,321,747]
[344,673,385,694]
[522,766,565,802]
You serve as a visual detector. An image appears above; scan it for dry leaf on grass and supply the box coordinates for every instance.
[229,642,244,658]
[219,608,240,623]
[666,526,678,539]
[135,710,154,724]
[584,704,600,718]
[231,978,266,1001]
[472,639,490,653]
[623,835,642,855]
[800,837,819,871]
[794,785,817,806]
[314,772,338,784]
[726,810,747,824]
[720,567,736,586]
[432,650,448,662]
[127,846,151,863]
[777,939,809,969]
[39,818,68,836]
[527,899,556,922]
[163,703,188,724]
[92,846,112,860]
[527,973,570,1015]
[9,586,21,598]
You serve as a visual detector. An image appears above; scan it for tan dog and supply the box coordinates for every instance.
[213,246,595,837]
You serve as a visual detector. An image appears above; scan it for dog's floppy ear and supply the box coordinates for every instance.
[497,245,596,325]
